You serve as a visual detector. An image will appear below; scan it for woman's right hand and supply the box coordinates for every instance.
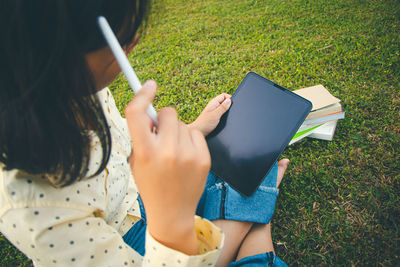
[124,80,211,255]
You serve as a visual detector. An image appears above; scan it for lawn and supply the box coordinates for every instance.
[1,0,399,266]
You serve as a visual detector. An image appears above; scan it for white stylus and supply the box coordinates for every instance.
[97,16,158,126]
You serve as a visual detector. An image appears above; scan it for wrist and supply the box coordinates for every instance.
[148,216,198,255]
[188,120,206,136]
[188,121,198,131]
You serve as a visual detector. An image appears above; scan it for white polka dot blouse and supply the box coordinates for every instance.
[0,87,223,266]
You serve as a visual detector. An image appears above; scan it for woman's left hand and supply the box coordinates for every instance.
[189,93,232,136]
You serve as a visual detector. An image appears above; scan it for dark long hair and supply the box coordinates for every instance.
[0,0,150,187]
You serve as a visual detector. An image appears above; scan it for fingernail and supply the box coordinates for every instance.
[223,98,231,107]
[143,80,157,89]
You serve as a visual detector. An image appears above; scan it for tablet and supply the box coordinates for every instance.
[206,72,312,197]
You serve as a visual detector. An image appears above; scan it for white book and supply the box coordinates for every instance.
[308,120,338,141]
[302,110,345,125]
[306,102,342,120]
[297,122,324,132]
[289,124,324,145]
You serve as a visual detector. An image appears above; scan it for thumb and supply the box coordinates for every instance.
[213,98,232,118]
[124,80,157,140]
[137,80,157,108]
[125,80,157,116]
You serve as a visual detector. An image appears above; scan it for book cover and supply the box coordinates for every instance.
[308,120,338,141]
[289,124,324,145]
[293,85,340,111]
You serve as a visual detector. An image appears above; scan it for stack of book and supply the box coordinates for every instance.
[289,85,344,145]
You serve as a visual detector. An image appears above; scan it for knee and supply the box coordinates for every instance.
[213,219,253,238]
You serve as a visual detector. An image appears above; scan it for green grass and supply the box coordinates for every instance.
[2,0,399,265]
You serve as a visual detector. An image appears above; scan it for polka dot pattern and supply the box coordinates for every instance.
[143,216,223,266]
[0,88,223,266]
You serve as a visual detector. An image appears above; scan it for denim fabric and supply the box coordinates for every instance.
[197,162,279,224]
[122,196,147,256]
[228,252,288,267]
[123,165,287,266]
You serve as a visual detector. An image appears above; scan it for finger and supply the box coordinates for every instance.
[276,159,290,188]
[127,80,157,113]
[214,93,232,102]
[124,80,157,145]
[204,98,220,111]
[205,93,232,111]
[215,94,225,103]
[212,97,232,118]
[157,107,179,148]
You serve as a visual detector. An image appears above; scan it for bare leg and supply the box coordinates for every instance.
[236,223,274,261]
[212,220,253,267]
[235,159,289,261]
[214,159,289,266]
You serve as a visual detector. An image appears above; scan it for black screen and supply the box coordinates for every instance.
[206,72,312,197]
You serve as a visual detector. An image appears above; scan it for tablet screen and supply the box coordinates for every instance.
[206,72,312,197]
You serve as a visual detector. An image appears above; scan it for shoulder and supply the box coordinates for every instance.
[0,167,107,217]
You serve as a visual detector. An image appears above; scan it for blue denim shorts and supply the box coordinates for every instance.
[228,252,288,267]
[196,162,279,224]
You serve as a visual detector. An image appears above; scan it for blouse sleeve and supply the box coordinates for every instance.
[143,216,224,266]
[0,206,224,266]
